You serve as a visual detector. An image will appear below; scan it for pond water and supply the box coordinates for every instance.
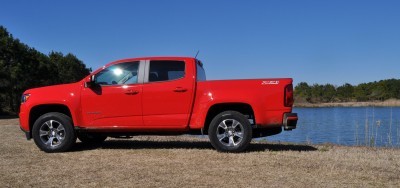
[265,107,400,148]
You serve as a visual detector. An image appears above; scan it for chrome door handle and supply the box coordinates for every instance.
[173,87,187,92]
[125,90,139,95]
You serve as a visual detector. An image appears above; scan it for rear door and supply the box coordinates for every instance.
[141,60,195,128]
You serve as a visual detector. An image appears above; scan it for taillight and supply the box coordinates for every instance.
[284,84,294,107]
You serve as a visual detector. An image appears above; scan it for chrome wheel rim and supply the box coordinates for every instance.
[39,120,65,147]
[216,119,244,147]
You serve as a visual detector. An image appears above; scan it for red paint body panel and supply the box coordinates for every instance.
[142,58,195,128]
[19,83,82,132]
[19,56,295,136]
[188,79,293,129]
[81,84,143,127]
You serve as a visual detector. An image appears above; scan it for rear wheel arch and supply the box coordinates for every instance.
[202,103,255,134]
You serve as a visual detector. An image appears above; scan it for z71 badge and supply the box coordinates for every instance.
[262,80,279,85]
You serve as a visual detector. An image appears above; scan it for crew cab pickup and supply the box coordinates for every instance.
[19,57,297,152]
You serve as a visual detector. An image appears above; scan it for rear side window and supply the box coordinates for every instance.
[149,61,185,82]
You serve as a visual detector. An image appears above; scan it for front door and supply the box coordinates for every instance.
[80,61,144,128]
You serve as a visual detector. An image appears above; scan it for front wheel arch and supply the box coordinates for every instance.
[29,104,74,138]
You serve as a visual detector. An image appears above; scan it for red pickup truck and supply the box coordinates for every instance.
[19,57,297,152]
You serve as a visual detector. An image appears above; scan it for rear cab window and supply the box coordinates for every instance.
[196,60,206,81]
[148,61,185,82]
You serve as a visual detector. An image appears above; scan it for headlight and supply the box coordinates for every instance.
[21,93,30,103]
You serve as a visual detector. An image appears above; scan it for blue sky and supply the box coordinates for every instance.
[1,0,399,86]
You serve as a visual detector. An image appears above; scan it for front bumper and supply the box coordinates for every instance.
[20,127,32,140]
[283,113,298,130]
[19,111,31,140]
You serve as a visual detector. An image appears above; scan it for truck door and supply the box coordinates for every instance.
[141,59,195,128]
[80,61,145,128]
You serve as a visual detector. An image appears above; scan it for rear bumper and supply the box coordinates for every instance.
[283,113,298,130]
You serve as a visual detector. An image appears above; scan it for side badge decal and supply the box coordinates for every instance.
[262,81,279,85]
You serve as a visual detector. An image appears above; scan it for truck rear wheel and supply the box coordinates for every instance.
[32,112,77,153]
[208,111,252,152]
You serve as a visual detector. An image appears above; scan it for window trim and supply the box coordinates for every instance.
[94,60,145,87]
[143,60,186,84]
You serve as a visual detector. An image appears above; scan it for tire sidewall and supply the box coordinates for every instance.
[208,111,252,152]
[32,112,76,153]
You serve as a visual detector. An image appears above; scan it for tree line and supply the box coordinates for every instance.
[294,79,400,103]
[0,26,91,115]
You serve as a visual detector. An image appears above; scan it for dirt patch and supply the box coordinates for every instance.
[1,119,400,187]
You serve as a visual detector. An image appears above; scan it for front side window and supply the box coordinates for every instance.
[95,62,139,85]
[149,61,185,82]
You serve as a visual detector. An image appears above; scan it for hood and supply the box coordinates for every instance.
[25,83,78,95]
[23,82,82,106]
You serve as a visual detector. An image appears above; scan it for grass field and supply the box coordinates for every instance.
[1,119,399,187]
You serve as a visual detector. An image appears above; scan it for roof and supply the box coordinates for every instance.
[105,56,196,67]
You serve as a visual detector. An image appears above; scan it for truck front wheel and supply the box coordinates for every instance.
[32,112,77,153]
[208,111,252,152]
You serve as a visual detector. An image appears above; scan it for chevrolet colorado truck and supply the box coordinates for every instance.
[19,57,298,152]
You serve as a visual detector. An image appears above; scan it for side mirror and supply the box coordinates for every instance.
[85,75,96,88]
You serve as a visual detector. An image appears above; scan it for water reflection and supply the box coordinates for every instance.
[266,107,400,148]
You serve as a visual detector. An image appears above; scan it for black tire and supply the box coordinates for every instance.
[32,112,77,153]
[77,133,107,144]
[208,111,252,152]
